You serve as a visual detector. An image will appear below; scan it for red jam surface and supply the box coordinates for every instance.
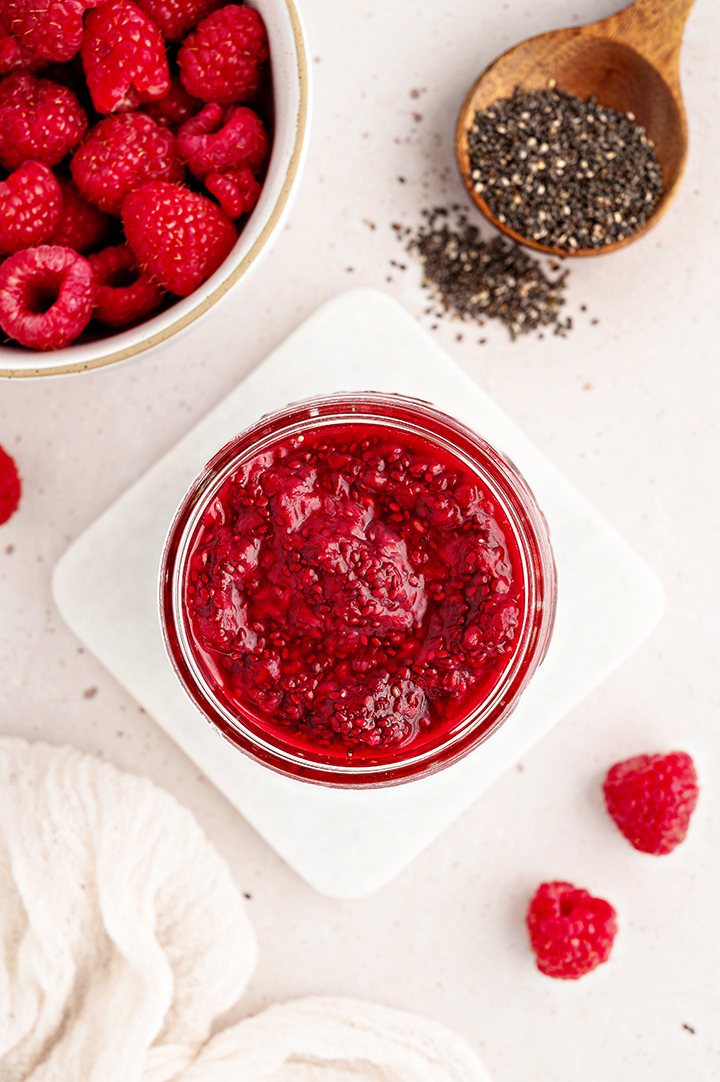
[183,422,525,759]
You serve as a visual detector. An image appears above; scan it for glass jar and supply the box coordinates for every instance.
[160,392,556,787]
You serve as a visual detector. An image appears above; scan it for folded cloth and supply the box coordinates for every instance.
[0,738,492,1082]
[0,737,257,1082]
[150,996,495,1082]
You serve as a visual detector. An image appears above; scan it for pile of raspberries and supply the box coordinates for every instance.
[0,0,270,351]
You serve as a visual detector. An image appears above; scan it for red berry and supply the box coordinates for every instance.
[205,166,261,218]
[0,72,88,171]
[122,181,236,296]
[0,23,47,74]
[2,0,87,63]
[89,243,164,326]
[176,102,268,180]
[71,112,184,214]
[0,245,96,350]
[526,881,617,980]
[0,444,22,525]
[0,161,62,254]
[81,0,170,114]
[140,75,203,130]
[49,177,113,252]
[135,0,223,41]
[178,4,268,105]
[603,751,699,854]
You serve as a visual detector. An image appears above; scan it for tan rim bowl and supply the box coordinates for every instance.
[0,0,311,379]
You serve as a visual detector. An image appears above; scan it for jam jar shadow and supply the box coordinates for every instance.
[160,392,557,788]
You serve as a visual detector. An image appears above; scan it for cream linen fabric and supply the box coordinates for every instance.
[0,738,492,1082]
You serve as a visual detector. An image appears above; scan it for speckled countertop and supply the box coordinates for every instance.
[1,1,718,1079]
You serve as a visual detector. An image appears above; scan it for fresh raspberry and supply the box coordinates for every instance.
[81,0,170,114]
[0,245,95,349]
[0,72,88,171]
[71,112,184,215]
[205,167,260,218]
[178,4,268,105]
[135,0,223,41]
[526,881,617,980]
[0,444,22,525]
[603,751,699,855]
[89,244,164,326]
[122,181,236,296]
[0,161,62,254]
[1,0,87,63]
[0,24,47,74]
[141,75,203,130]
[49,177,113,252]
[176,103,268,180]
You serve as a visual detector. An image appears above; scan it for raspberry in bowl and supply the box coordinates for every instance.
[0,0,310,377]
[160,393,557,787]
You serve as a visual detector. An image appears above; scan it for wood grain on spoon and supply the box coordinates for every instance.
[456,0,696,257]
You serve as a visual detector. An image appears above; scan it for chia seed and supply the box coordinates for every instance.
[467,86,664,251]
[406,207,569,340]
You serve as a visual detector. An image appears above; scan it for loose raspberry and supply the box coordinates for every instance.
[49,177,113,252]
[71,112,184,214]
[0,72,88,171]
[135,0,223,41]
[81,0,170,114]
[603,751,699,855]
[178,4,268,105]
[176,103,268,180]
[205,167,261,218]
[141,75,203,130]
[0,161,62,254]
[0,245,95,349]
[122,181,236,296]
[526,881,617,980]
[89,244,164,326]
[0,444,22,525]
[1,0,87,63]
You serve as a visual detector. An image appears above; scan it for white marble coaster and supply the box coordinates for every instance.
[52,289,664,898]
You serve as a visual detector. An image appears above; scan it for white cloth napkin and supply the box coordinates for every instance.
[0,738,492,1082]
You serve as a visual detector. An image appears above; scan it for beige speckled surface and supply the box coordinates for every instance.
[1,1,719,1078]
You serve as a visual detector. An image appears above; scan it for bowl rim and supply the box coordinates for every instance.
[0,0,310,380]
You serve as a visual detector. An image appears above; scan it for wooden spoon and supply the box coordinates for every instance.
[455,0,696,257]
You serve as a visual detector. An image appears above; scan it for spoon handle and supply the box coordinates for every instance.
[596,0,696,96]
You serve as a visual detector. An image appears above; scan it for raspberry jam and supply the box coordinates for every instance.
[161,394,556,787]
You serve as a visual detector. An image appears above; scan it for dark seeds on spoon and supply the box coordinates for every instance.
[467,86,664,251]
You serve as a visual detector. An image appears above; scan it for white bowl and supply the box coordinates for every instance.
[0,0,311,379]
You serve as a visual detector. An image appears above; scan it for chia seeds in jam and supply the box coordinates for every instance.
[467,86,664,251]
[184,424,524,754]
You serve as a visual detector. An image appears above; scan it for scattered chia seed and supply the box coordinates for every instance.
[405,207,569,340]
[467,86,664,251]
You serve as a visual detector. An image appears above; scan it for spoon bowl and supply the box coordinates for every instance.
[456,0,695,257]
